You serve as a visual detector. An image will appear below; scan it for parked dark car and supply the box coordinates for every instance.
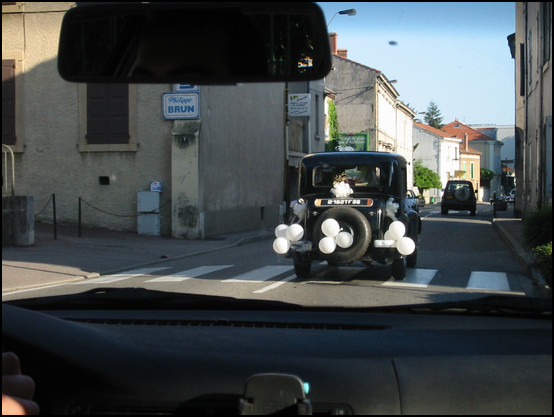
[276,152,422,280]
[441,180,477,216]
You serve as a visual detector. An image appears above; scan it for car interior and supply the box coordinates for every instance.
[2,2,551,415]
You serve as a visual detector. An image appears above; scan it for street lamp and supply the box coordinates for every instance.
[327,8,357,27]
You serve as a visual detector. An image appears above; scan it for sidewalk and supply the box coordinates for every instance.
[490,203,549,294]
[2,206,545,294]
[2,223,273,293]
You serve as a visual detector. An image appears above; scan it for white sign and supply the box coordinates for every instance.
[163,93,199,119]
[173,84,199,92]
[288,94,311,117]
[150,181,162,192]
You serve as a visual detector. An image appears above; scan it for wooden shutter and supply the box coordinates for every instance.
[86,83,129,144]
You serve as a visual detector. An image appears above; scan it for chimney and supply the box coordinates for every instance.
[328,33,347,58]
[329,32,338,55]
[464,133,469,151]
[337,49,348,59]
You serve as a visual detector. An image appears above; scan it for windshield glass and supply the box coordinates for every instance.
[2,2,551,312]
[312,165,390,190]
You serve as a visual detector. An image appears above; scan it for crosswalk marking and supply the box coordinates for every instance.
[382,268,438,288]
[223,265,294,283]
[467,271,510,291]
[144,265,233,282]
[74,265,517,293]
[254,274,297,293]
[76,267,171,284]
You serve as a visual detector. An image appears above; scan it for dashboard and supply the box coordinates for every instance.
[3,302,551,415]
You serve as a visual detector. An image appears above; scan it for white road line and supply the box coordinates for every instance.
[75,267,171,284]
[467,271,511,291]
[254,275,297,293]
[223,265,294,283]
[144,265,233,282]
[382,269,438,288]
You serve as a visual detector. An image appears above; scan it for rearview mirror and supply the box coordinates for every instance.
[58,2,332,84]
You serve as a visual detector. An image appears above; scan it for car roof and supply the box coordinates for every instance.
[300,152,406,167]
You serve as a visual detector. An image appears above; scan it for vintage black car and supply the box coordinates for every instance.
[274,152,422,280]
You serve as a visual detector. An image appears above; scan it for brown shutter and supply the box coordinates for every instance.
[86,83,129,144]
[2,59,16,145]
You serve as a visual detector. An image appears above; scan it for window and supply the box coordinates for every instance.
[78,84,137,152]
[2,54,24,152]
[1,59,16,146]
[470,162,475,179]
[86,84,129,144]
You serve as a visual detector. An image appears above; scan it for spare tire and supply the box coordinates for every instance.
[313,207,371,264]
[455,187,470,201]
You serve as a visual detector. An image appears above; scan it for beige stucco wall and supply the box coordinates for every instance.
[3,2,289,237]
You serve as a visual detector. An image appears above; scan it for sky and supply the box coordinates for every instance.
[316,2,516,126]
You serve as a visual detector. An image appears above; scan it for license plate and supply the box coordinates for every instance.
[315,198,373,207]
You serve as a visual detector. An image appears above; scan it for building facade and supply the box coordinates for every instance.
[324,33,416,187]
[441,120,502,202]
[510,2,552,216]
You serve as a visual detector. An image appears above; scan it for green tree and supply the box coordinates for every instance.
[326,100,339,151]
[413,160,442,194]
[424,101,443,129]
[480,168,495,187]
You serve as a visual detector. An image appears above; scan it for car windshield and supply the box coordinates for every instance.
[2,2,551,313]
[311,163,393,192]
[447,182,471,192]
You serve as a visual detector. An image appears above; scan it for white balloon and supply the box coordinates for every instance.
[275,224,289,238]
[273,237,290,254]
[388,221,406,240]
[397,237,415,255]
[286,223,304,242]
[321,218,340,237]
[318,236,336,254]
[336,231,354,248]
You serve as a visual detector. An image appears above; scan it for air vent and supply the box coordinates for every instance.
[69,318,388,331]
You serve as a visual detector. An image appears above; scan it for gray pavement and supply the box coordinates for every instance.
[2,204,548,294]
[2,223,274,293]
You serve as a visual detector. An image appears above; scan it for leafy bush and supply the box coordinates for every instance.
[533,242,552,288]
[413,161,441,192]
[523,205,552,248]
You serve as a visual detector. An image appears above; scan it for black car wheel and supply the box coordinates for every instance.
[392,256,407,280]
[313,207,371,264]
[293,260,311,278]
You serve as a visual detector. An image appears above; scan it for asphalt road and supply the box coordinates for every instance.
[3,203,538,306]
